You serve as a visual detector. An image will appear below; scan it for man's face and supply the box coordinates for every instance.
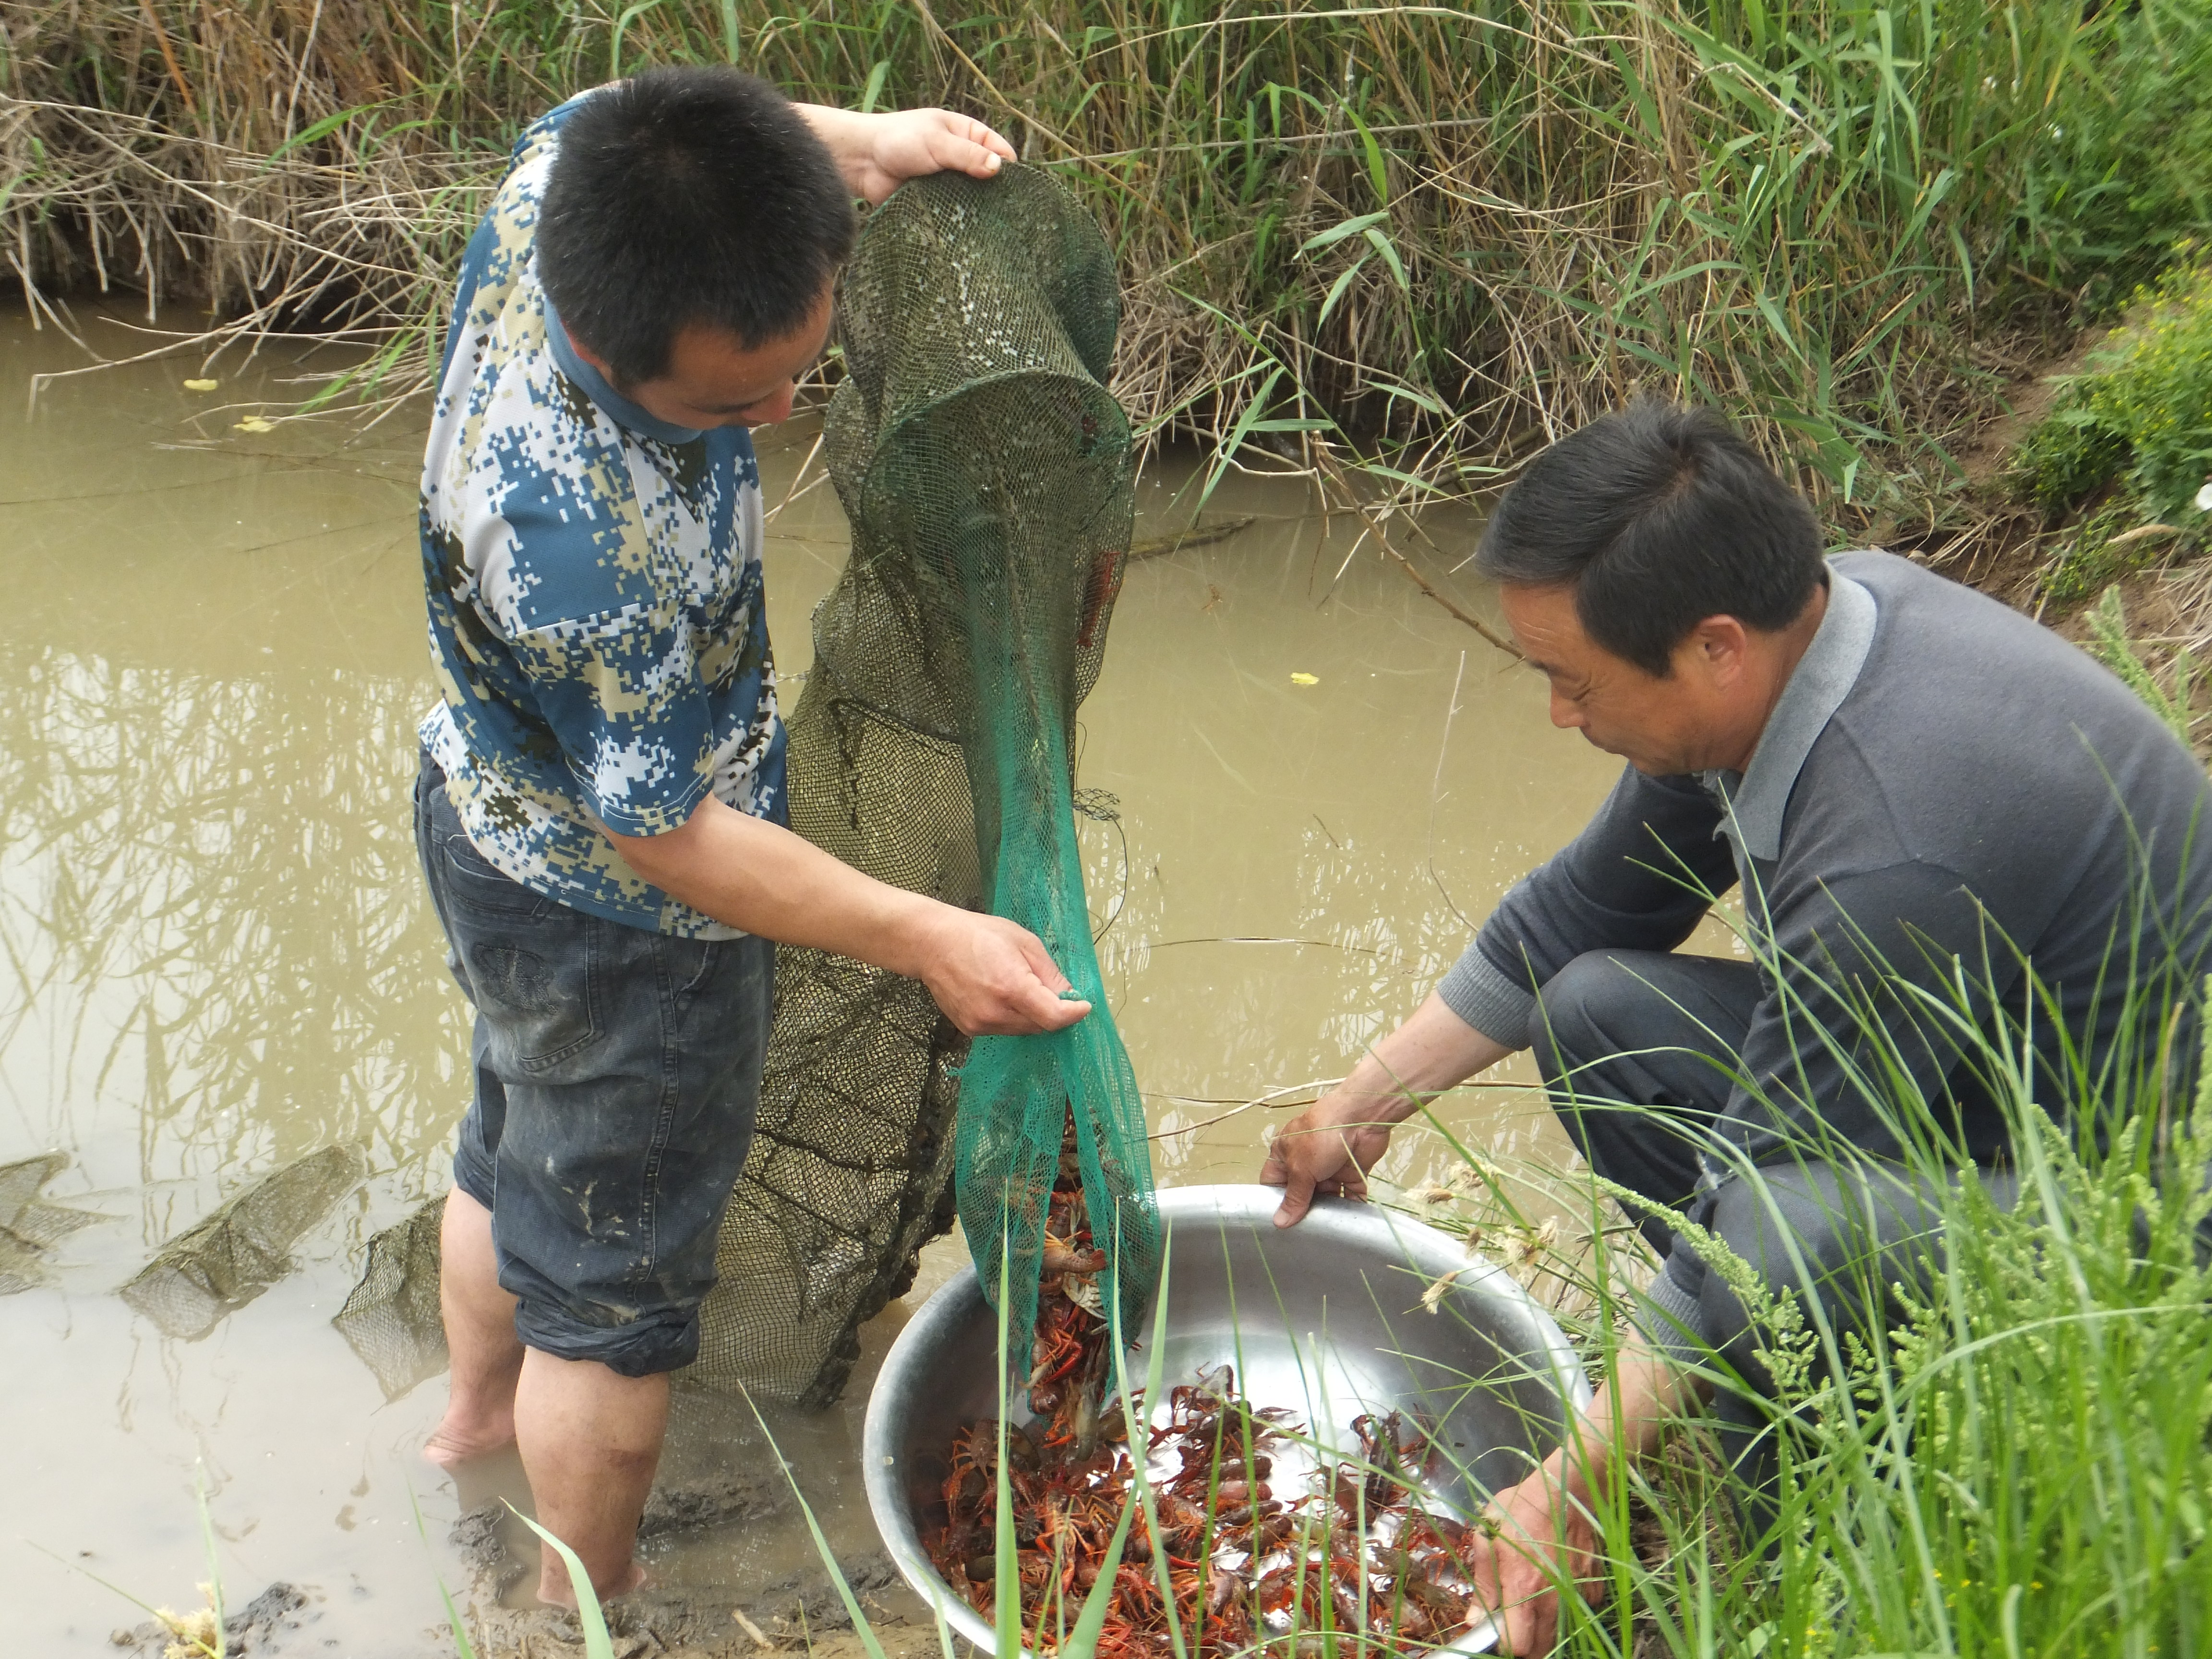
[1501,583,1753,777]
[585,285,836,431]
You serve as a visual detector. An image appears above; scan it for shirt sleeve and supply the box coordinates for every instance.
[1647,856,2014,1323]
[505,599,717,837]
[1437,766,1740,1046]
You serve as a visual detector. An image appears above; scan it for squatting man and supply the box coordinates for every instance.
[411,70,1063,1605]
[1262,401,2212,1652]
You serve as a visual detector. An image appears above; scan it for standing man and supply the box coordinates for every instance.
[1261,401,2212,1650]
[413,68,1070,1604]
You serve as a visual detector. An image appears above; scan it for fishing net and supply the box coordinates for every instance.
[687,161,1158,1401]
[0,1151,100,1295]
[124,1144,361,1339]
[333,1192,449,1398]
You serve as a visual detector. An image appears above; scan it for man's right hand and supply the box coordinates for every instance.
[1257,992,1515,1227]
[604,798,1088,1035]
[1259,1094,1395,1227]
[1460,1461,1604,1653]
[912,906,1091,1036]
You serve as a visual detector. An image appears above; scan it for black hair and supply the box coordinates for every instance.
[1473,400,1826,676]
[537,66,856,387]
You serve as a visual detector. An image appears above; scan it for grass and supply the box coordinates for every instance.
[2019,256,2212,524]
[3,0,2211,524]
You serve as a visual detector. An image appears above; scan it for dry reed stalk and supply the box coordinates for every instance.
[0,0,2172,545]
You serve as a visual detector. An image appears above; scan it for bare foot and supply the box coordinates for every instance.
[423,1413,517,1469]
[538,1558,650,1609]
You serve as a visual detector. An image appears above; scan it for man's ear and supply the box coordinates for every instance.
[1687,615,1752,687]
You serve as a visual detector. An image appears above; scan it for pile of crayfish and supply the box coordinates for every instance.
[926,1127,1488,1655]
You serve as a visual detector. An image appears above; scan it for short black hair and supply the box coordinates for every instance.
[537,66,856,387]
[1474,400,1825,676]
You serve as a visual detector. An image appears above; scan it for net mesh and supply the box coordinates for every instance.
[686,162,1158,1402]
[124,1144,361,1340]
[333,1193,449,1398]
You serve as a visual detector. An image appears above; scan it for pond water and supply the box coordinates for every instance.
[0,308,1628,1653]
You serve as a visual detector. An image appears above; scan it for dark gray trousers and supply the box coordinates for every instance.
[1526,949,2018,1502]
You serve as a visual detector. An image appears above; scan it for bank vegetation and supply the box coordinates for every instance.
[2,0,2206,526]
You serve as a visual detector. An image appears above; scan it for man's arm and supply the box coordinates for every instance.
[1263,767,1733,1227]
[792,105,1016,206]
[607,794,1083,1037]
[1260,993,1512,1226]
[1444,766,1734,1050]
[1462,1345,1701,1653]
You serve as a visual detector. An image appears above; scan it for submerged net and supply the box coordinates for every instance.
[686,163,1158,1401]
[125,1144,361,1340]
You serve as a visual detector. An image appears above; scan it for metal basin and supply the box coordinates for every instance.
[863,1185,1592,1656]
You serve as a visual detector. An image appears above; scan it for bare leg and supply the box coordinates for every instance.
[425,1187,524,1467]
[516,1348,668,1604]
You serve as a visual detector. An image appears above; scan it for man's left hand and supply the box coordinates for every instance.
[1460,1463,1605,1654]
[797,106,1017,206]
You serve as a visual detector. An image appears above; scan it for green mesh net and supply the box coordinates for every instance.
[684,162,1158,1399]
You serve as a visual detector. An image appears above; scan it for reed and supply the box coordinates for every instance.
[4,0,2207,515]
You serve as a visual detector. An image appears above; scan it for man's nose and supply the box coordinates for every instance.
[1549,689,1585,730]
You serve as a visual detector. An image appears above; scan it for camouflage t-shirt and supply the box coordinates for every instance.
[418,94,786,939]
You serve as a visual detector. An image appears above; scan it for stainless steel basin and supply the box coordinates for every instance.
[863,1184,1592,1656]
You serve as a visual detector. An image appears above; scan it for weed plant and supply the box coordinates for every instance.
[2020,255,2212,533]
[4,0,2211,511]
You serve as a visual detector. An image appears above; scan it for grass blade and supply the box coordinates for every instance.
[741,1394,893,1659]
[505,1505,615,1659]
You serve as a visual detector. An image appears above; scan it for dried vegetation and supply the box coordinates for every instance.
[3,0,2206,529]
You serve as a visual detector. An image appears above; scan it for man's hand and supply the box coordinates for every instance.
[1458,1348,1692,1652]
[1257,992,1514,1227]
[911,906,1091,1036]
[1259,1095,1395,1226]
[1460,1465,1605,1654]
[795,105,1017,206]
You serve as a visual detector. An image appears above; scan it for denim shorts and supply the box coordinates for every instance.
[413,753,773,1377]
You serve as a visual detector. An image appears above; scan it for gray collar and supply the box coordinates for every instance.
[1706,568,1877,861]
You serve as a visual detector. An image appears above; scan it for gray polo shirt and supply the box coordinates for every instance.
[1440,550,2212,1321]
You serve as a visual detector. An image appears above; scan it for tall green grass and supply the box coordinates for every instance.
[5,0,2210,513]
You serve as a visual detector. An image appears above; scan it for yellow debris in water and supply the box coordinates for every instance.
[182,377,218,392]
[1289,672,1319,685]
[233,416,276,433]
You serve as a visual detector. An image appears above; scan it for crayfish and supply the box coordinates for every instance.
[924,1117,1491,1654]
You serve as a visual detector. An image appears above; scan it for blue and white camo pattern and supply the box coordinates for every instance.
[419,94,786,939]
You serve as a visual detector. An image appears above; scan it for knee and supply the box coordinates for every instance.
[1527,951,1634,1074]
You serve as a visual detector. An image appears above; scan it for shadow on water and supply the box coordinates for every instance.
[0,305,1627,1654]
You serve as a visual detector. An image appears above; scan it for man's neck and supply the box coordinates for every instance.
[1722,578,1831,773]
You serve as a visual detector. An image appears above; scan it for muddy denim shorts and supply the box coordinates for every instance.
[412,752,773,1377]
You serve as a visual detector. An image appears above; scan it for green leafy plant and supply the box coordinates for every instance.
[508,1505,618,1659]
[2018,255,2212,533]
[10,0,2212,516]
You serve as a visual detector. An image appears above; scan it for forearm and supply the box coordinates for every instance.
[1543,1345,1697,1504]
[608,794,943,975]
[1332,991,1515,1127]
[792,103,866,174]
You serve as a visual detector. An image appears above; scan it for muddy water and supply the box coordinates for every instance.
[0,307,1627,1653]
